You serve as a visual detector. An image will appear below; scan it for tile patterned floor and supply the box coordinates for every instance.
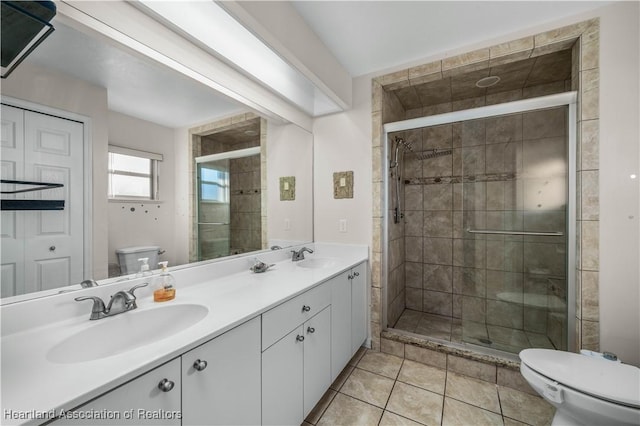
[304,348,555,426]
[393,309,557,354]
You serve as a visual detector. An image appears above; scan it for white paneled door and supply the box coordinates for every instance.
[1,104,85,297]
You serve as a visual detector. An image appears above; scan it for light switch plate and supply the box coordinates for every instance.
[333,171,353,199]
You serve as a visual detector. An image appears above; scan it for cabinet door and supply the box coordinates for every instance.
[351,262,368,353]
[262,326,304,426]
[330,270,351,381]
[51,358,181,425]
[303,306,332,418]
[182,316,261,425]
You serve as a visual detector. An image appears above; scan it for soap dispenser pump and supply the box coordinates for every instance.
[153,261,176,302]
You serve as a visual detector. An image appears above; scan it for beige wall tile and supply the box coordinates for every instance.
[581,220,599,270]
[372,81,383,113]
[581,170,599,220]
[581,119,599,170]
[405,345,447,369]
[383,69,411,91]
[530,38,576,58]
[447,355,496,382]
[496,367,536,396]
[581,69,599,121]
[581,270,599,322]
[442,48,490,71]
[372,111,382,147]
[381,338,405,358]
[581,319,599,351]
[490,37,534,59]
[409,61,442,80]
[581,36,599,71]
[534,21,589,47]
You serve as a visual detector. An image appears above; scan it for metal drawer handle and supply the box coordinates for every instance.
[296,335,305,342]
[158,378,175,392]
[49,245,56,252]
[193,359,208,371]
[307,326,315,334]
[302,305,311,312]
[353,272,360,277]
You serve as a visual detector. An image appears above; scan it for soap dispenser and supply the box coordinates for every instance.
[153,261,176,302]
[136,257,152,277]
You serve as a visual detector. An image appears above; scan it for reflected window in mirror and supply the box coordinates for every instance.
[199,166,229,203]
[108,146,162,201]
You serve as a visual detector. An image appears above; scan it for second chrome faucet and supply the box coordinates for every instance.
[75,283,148,320]
[291,247,314,261]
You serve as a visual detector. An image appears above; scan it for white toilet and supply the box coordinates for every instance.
[520,348,640,425]
[115,246,160,275]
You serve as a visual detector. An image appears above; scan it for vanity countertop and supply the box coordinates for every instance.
[0,243,368,425]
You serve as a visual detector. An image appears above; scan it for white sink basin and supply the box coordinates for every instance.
[47,304,208,363]
[296,258,336,269]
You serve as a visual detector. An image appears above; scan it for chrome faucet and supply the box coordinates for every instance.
[291,247,314,261]
[75,283,148,320]
[80,279,98,288]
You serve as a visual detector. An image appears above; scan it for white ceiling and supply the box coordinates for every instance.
[26,21,244,128]
[20,1,610,128]
[292,1,609,77]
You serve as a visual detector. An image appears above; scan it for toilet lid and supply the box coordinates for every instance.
[520,349,640,408]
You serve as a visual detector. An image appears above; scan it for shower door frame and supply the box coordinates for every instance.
[382,91,577,351]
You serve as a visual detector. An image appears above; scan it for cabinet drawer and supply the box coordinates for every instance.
[262,282,330,350]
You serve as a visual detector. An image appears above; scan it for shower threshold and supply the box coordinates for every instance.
[390,309,558,362]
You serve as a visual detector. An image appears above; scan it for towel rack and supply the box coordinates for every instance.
[466,228,564,237]
[1,179,65,210]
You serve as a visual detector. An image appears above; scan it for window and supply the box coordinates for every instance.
[199,165,229,203]
[108,145,162,200]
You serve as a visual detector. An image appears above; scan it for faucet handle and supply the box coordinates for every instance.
[74,296,106,320]
[127,283,149,309]
[128,282,149,297]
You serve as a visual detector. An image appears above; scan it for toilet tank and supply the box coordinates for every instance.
[115,246,161,275]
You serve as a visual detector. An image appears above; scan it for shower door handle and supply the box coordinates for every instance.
[466,228,564,237]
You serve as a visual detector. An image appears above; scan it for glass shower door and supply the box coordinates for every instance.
[196,159,230,260]
[459,106,569,353]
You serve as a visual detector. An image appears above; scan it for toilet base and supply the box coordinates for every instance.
[551,409,582,426]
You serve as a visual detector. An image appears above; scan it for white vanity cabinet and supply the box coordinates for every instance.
[51,358,181,425]
[181,316,261,425]
[330,261,368,380]
[261,283,332,425]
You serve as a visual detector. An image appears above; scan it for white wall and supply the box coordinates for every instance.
[312,2,640,364]
[598,1,640,365]
[1,62,110,279]
[106,111,177,269]
[267,122,314,246]
[313,75,372,244]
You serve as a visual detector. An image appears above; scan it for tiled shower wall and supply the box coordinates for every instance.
[188,114,268,263]
[400,107,568,350]
[372,19,600,353]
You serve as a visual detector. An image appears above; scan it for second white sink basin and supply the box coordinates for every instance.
[47,303,208,364]
[296,258,336,269]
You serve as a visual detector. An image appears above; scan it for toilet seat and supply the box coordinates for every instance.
[520,349,640,409]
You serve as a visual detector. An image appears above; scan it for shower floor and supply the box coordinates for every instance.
[392,309,557,354]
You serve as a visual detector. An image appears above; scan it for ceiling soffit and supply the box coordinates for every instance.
[392,49,573,111]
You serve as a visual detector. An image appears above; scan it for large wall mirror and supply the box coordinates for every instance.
[1,11,313,302]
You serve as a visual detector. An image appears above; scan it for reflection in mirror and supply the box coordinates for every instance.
[0,18,313,301]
